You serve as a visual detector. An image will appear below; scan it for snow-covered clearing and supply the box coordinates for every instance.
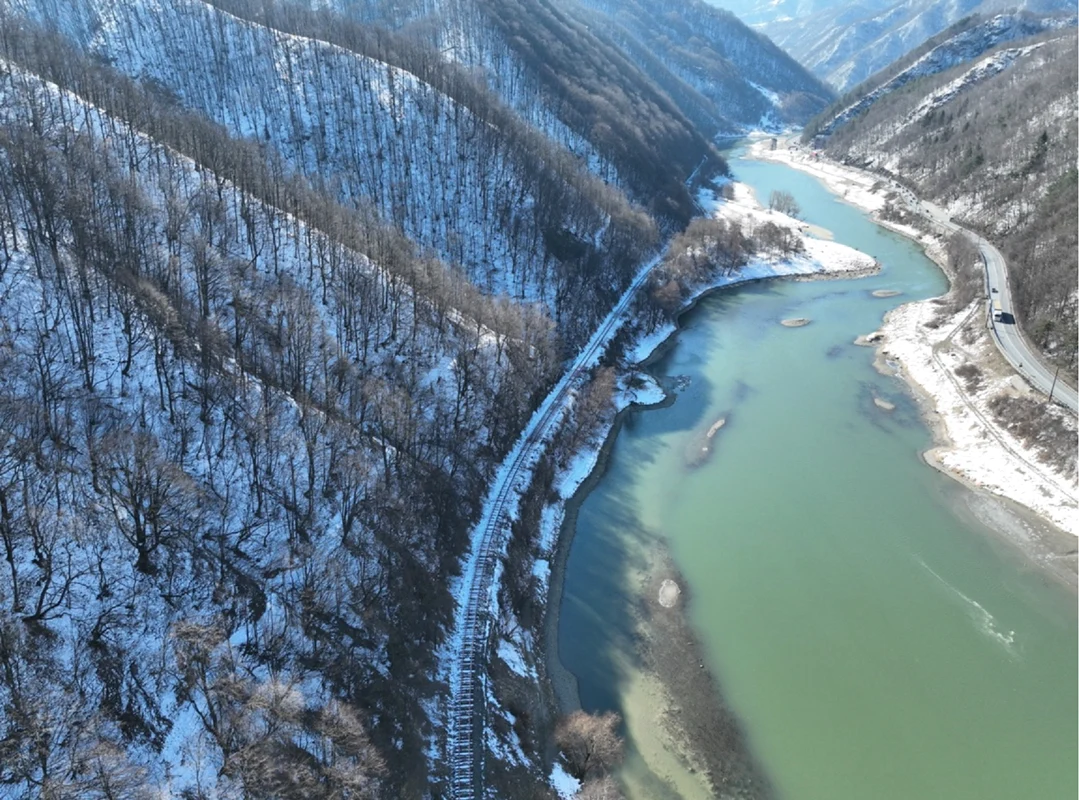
[750,138,1078,537]
[881,300,1077,535]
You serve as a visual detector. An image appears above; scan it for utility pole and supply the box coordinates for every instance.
[1048,365,1060,404]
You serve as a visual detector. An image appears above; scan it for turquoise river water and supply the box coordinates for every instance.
[556,148,1078,800]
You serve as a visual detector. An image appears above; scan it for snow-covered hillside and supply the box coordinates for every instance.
[19,0,655,319]
[818,28,1078,368]
[807,12,1077,137]
[573,0,835,133]
[0,35,564,793]
[740,0,1074,90]
[319,0,830,143]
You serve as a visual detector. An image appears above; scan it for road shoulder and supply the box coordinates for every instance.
[750,137,1078,542]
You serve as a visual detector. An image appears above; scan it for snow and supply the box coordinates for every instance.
[751,140,886,213]
[746,81,782,130]
[752,137,1078,536]
[624,373,666,406]
[881,300,1078,535]
[485,715,529,767]
[549,762,581,799]
[497,636,533,679]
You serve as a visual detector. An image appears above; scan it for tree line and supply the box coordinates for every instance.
[817,29,1078,367]
[0,44,559,795]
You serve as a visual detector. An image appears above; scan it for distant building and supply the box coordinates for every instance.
[769,137,777,151]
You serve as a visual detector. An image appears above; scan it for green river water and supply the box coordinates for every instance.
[556,149,1078,800]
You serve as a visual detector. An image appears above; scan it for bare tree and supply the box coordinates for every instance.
[554,710,624,781]
[768,189,801,218]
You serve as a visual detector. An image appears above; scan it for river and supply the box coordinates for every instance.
[554,147,1078,800]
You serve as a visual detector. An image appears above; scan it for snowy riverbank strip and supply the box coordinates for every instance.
[438,251,666,797]
[492,183,877,796]
[749,138,1078,536]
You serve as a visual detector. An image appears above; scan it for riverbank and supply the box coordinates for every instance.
[749,137,1078,544]
[543,235,878,707]
[531,186,879,797]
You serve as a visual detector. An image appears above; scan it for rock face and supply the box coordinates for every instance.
[658,579,682,608]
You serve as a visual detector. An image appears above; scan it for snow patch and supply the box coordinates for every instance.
[497,636,534,679]
[549,762,581,799]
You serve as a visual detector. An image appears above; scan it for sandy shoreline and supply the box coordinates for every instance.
[749,136,1078,545]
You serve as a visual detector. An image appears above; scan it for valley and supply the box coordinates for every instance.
[0,1,1073,798]
[550,143,1076,800]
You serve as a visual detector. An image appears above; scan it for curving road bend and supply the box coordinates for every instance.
[894,185,1077,414]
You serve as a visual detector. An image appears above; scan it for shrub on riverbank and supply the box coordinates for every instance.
[988,394,1078,478]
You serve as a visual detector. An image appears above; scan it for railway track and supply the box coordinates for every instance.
[444,258,660,799]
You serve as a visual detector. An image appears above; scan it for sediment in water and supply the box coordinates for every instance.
[635,554,775,799]
[685,415,728,469]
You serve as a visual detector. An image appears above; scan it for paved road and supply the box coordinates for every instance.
[894,185,1078,414]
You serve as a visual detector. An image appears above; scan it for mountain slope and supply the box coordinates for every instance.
[733,0,1074,90]
[812,27,1078,367]
[308,0,831,139]
[272,0,731,220]
[11,0,667,347]
[572,0,835,133]
[803,12,1077,138]
[0,41,558,794]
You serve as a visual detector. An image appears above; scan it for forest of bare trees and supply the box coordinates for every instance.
[814,25,1078,367]
[0,29,569,791]
[0,0,827,796]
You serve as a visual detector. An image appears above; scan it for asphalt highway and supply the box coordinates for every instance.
[893,184,1078,414]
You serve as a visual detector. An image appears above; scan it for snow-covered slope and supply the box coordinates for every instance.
[10,0,664,349]
[0,47,560,793]
[572,0,835,133]
[249,0,727,220]
[318,0,831,142]
[741,0,1074,90]
[807,12,1077,137]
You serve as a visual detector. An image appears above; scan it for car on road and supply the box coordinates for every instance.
[991,287,998,293]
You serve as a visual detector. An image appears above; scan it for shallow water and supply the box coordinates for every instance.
[556,148,1078,800]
